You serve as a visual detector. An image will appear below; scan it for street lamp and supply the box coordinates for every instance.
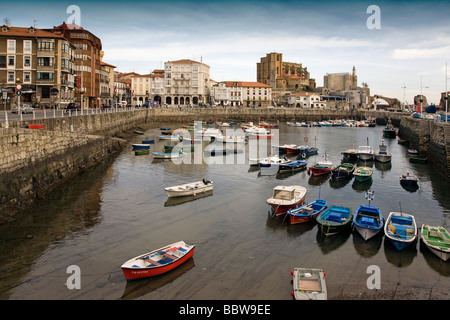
[401,85,407,111]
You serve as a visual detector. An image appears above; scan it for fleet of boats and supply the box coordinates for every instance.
[120,117,446,298]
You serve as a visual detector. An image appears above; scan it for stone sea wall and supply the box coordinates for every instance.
[0,127,126,223]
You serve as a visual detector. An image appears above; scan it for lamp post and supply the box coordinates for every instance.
[401,85,407,111]
[16,78,22,121]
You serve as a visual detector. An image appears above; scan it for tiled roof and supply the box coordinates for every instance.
[167,59,210,67]
[221,81,272,88]
[0,25,65,38]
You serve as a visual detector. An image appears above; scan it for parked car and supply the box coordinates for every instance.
[12,104,35,114]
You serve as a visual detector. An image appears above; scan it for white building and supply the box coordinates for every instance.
[149,69,164,105]
[164,59,210,106]
[211,81,230,105]
[288,92,327,109]
[219,81,272,107]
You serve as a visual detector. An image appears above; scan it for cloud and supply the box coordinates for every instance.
[392,46,450,60]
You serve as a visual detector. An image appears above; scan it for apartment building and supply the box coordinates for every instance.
[100,61,116,106]
[130,73,151,106]
[164,59,210,106]
[149,69,164,106]
[219,81,273,107]
[0,24,76,108]
[49,22,103,109]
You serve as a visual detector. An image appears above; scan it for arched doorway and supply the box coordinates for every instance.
[166,96,171,105]
[180,97,185,105]
[138,97,143,106]
[174,97,179,105]
[154,95,162,105]
[186,97,190,105]
[193,97,199,105]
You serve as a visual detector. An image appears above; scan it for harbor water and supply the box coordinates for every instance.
[0,122,449,300]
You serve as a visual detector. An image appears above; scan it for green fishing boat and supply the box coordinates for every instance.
[421,225,450,261]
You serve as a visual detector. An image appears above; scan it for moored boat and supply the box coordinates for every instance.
[374,139,392,163]
[141,139,155,144]
[384,211,418,251]
[317,205,353,236]
[353,204,383,241]
[290,268,327,300]
[278,159,308,173]
[266,185,307,216]
[420,224,450,261]
[399,171,419,187]
[383,120,397,138]
[135,149,150,156]
[341,148,359,160]
[287,199,328,224]
[353,166,373,182]
[357,145,374,161]
[121,241,195,281]
[132,143,151,150]
[331,163,355,180]
[152,151,183,159]
[164,179,213,197]
[307,152,333,177]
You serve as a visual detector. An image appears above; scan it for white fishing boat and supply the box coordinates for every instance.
[266,185,307,216]
[384,211,418,251]
[164,179,213,198]
[290,268,327,300]
[374,139,392,163]
[357,145,374,161]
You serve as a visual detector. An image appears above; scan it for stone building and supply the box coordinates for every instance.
[323,66,357,91]
[256,52,315,91]
[164,59,210,106]
[0,24,76,108]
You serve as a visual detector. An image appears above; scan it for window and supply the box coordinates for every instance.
[0,56,6,68]
[38,57,53,67]
[23,40,32,53]
[7,56,14,67]
[7,40,15,53]
[23,71,31,83]
[7,71,15,83]
[37,72,54,81]
[38,41,54,51]
[24,56,31,68]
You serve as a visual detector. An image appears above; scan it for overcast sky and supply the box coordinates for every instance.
[2,0,450,105]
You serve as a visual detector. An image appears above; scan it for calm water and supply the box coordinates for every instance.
[1,122,449,300]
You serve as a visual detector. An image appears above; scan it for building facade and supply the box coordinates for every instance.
[218,81,272,107]
[164,59,210,106]
[49,22,103,109]
[257,52,315,91]
[287,92,327,109]
[0,25,76,109]
[130,73,151,106]
[149,69,164,106]
[323,67,357,91]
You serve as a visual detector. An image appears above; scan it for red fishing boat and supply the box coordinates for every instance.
[266,185,307,216]
[307,152,333,177]
[121,241,195,281]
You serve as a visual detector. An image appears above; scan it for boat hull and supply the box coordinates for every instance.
[421,224,450,261]
[291,268,327,300]
[121,245,195,281]
[287,200,327,225]
[317,206,352,237]
[384,212,417,251]
[165,181,213,197]
[353,205,383,241]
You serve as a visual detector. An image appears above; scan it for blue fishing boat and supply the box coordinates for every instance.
[287,199,328,224]
[141,139,155,144]
[353,204,383,241]
[316,205,353,236]
[132,143,151,150]
[384,211,418,251]
[278,159,308,173]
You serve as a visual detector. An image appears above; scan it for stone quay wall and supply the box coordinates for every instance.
[398,117,450,180]
[0,127,126,223]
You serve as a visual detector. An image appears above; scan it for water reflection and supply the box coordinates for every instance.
[315,229,351,254]
[121,258,196,300]
[164,191,213,207]
[352,232,383,258]
[383,238,418,267]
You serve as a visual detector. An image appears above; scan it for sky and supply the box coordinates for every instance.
[2,0,450,105]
